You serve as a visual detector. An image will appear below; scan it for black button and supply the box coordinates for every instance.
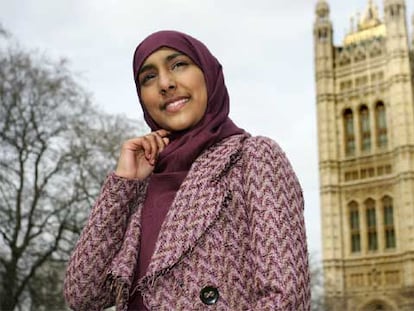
[200,286,219,305]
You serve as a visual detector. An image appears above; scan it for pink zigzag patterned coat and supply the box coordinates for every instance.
[64,133,311,310]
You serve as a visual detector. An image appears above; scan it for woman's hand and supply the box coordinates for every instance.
[115,129,170,180]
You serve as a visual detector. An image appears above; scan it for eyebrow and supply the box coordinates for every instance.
[138,52,184,76]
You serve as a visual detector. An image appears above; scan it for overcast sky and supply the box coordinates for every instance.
[1,0,413,260]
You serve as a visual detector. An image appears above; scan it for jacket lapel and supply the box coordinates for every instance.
[140,133,248,286]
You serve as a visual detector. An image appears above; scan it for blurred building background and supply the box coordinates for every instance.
[314,0,414,310]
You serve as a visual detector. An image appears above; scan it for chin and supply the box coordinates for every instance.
[169,126,191,132]
[166,121,195,132]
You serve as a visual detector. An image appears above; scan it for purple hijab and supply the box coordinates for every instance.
[129,30,243,309]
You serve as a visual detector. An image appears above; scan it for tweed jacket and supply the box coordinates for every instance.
[64,133,310,311]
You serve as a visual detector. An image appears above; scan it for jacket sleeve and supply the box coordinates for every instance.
[244,137,311,311]
[63,172,144,311]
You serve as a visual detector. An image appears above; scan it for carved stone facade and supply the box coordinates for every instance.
[314,1,414,310]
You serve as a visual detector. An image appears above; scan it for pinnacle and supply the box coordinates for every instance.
[316,0,330,18]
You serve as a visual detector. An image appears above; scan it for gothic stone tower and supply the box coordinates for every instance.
[314,0,414,310]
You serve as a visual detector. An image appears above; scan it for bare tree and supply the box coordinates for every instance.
[0,31,144,310]
[310,253,326,311]
[0,22,10,38]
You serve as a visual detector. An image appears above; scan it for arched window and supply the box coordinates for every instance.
[383,196,396,249]
[362,300,393,311]
[365,199,378,251]
[370,47,382,58]
[349,201,361,253]
[344,109,355,156]
[318,28,328,40]
[376,102,387,148]
[339,55,351,66]
[354,49,366,62]
[360,105,371,152]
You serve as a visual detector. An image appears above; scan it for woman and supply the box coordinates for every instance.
[64,30,310,311]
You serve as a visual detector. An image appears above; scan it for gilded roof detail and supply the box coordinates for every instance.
[343,0,386,45]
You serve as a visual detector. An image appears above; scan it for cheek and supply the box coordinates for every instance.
[201,86,208,113]
[140,90,158,113]
[200,89,208,113]
[196,75,208,111]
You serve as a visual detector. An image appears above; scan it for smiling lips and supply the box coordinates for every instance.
[164,97,189,113]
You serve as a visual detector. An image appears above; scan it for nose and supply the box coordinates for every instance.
[158,70,176,95]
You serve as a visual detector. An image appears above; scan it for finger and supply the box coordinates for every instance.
[152,131,169,152]
[143,138,154,161]
[155,129,171,138]
[127,137,152,161]
[143,134,158,163]
[145,132,169,164]
[162,137,169,146]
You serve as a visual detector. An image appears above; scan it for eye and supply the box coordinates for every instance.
[140,72,156,85]
[172,60,189,70]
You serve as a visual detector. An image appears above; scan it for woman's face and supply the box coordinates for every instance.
[138,47,208,132]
